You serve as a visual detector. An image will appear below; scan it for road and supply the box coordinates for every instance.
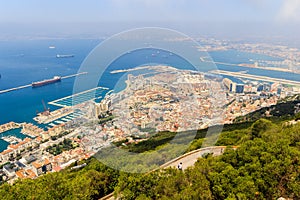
[100,146,231,200]
[160,146,227,170]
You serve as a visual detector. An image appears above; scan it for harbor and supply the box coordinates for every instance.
[0,122,21,134]
[0,126,32,152]
[34,86,109,125]
[0,72,88,95]
[1,136,22,144]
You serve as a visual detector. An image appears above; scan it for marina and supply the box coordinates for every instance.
[35,107,84,125]
[0,122,21,134]
[48,123,56,127]
[1,136,22,144]
[34,107,74,124]
[48,86,109,107]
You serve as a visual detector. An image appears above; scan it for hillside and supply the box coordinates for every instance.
[1,101,300,199]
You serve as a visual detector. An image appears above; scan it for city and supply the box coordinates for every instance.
[1,0,300,199]
[1,64,298,184]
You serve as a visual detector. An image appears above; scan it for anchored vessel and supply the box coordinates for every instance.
[56,54,74,58]
[32,76,61,87]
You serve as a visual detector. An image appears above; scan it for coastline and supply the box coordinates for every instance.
[1,42,300,153]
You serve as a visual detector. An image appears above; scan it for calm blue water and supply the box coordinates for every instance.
[0,128,28,152]
[97,48,195,93]
[1,40,300,151]
[0,39,100,150]
[209,50,283,64]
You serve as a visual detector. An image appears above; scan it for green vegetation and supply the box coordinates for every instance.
[0,159,119,200]
[46,139,78,156]
[139,127,156,134]
[234,97,300,123]
[121,131,177,153]
[50,131,70,141]
[114,119,300,199]
[116,123,252,154]
[1,99,300,199]
[98,115,115,125]
[0,162,9,169]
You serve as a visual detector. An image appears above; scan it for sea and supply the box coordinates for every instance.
[0,39,300,151]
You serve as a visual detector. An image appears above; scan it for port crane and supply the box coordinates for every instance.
[36,100,50,116]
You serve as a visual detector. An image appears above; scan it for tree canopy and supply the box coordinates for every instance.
[1,115,300,199]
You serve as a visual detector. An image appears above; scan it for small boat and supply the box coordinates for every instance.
[239,70,249,74]
[56,54,74,58]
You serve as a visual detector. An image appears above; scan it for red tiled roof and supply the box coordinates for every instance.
[53,166,61,172]
[32,161,42,169]
[26,169,37,179]
[1,149,13,155]
[15,169,26,179]
[44,158,51,165]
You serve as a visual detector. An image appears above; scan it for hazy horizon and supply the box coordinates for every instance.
[1,0,300,46]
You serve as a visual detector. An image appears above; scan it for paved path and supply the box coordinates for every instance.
[100,146,232,200]
[160,146,227,170]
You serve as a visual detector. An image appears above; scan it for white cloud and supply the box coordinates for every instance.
[278,0,300,21]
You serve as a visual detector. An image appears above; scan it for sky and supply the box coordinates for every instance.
[0,0,300,40]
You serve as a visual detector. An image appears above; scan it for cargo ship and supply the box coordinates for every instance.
[56,54,74,58]
[32,76,61,87]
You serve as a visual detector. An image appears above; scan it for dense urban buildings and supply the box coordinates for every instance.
[1,64,298,183]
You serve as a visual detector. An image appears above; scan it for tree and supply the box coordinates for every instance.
[251,119,274,139]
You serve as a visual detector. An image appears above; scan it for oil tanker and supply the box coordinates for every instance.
[32,76,61,87]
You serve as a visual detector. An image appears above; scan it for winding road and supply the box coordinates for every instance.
[100,146,234,200]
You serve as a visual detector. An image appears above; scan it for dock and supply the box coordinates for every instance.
[48,86,109,107]
[0,72,88,95]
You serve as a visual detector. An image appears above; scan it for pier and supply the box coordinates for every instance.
[210,70,300,87]
[61,72,87,79]
[0,84,32,95]
[0,72,88,95]
[110,65,176,74]
[48,87,109,107]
